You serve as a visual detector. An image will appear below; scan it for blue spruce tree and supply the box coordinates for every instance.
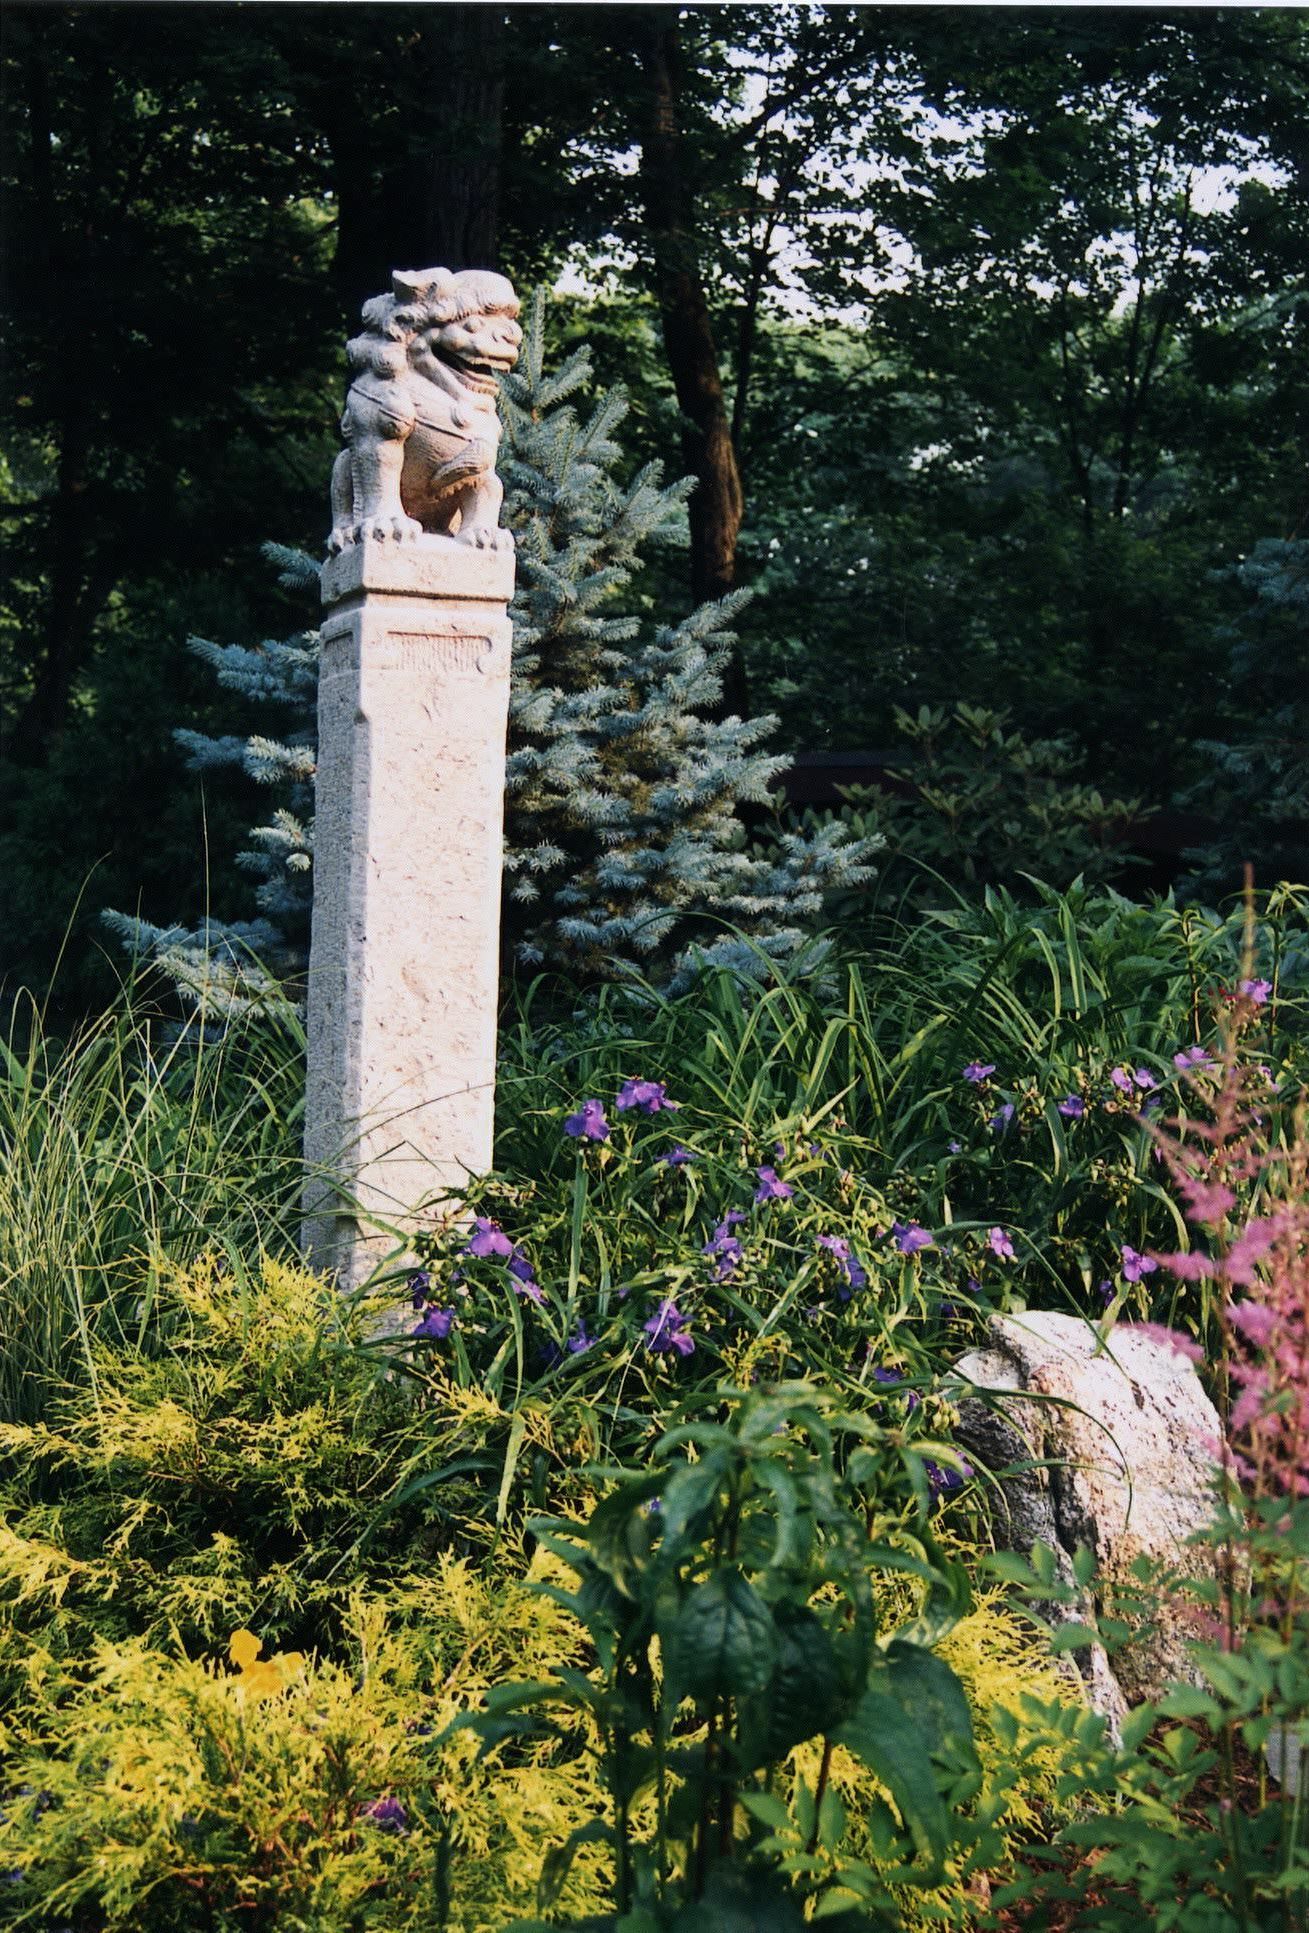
[107,294,877,1005]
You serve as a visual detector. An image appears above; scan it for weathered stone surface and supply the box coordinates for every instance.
[329,267,521,555]
[951,1311,1222,1722]
[301,533,513,1289]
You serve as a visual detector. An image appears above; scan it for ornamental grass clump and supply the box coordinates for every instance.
[0,983,303,1427]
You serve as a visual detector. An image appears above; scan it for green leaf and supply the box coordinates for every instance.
[1071,1545,1098,1589]
[739,1601,845,1766]
[1049,1622,1103,1655]
[657,1454,729,1550]
[878,1641,976,1765]
[1157,1684,1221,1721]
[739,1791,794,1834]
[496,1411,529,1526]
[667,1568,778,1706]
[586,1476,663,1598]
[668,1862,809,1931]
[835,1688,951,1880]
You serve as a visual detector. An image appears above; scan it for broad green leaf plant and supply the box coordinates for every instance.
[455,1382,992,1929]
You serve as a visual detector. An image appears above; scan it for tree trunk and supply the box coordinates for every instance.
[411,6,504,271]
[636,13,745,618]
[297,8,505,326]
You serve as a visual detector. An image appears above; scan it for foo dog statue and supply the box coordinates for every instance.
[328,267,521,554]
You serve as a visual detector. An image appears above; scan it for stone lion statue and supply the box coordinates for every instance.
[328,267,521,553]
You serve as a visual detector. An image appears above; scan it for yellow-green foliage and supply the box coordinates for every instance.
[1,1562,1081,1933]
[0,1254,594,1665]
[780,1588,1079,1928]
[1,1549,613,1933]
[0,1255,1090,1928]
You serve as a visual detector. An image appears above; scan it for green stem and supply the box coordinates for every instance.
[806,1737,834,1856]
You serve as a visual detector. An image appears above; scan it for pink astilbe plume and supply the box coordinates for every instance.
[1146,986,1309,1504]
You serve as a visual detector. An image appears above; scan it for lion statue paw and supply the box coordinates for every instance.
[461,524,515,552]
[366,513,423,545]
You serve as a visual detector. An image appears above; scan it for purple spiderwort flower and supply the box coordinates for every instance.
[644,1299,695,1357]
[948,1138,963,1154]
[413,1306,456,1340]
[963,1061,996,1084]
[817,1233,868,1295]
[868,1363,897,1414]
[408,1269,432,1309]
[1120,1244,1158,1283]
[541,1325,593,1368]
[1240,978,1272,1005]
[465,1217,514,1260]
[754,1165,794,1204]
[616,1078,679,1114]
[361,1797,408,1831]
[986,1226,1015,1261]
[925,1458,973,1498]
[1173,1045,1213,1072]
[1110,1068,1134,1095]
[1134,1068,1158,1092]
[1097,1279,1115,1306]
[704,1231,744,1280]
[988,1103,1016,1133]
[705,1213,747,1278]
[657,1145,697,1167]
[564,1098,610,1141]
[892,1221,934,1256]
[1057,1095,1085,1119]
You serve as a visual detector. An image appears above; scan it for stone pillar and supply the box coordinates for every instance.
[301,534,514,1288]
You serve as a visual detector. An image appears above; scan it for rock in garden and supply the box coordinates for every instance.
[951,1311,1223,1725]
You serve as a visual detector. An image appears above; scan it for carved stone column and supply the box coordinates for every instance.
[302,537,514,1287]
[301,264,522,1290]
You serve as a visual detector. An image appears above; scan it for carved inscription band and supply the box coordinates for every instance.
[385,631,495,674]
[317,621,497,675]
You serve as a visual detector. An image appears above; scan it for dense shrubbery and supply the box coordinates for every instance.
[793,702,1151,908]
[2,883,1308,1927]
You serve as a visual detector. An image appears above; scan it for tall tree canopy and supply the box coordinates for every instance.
[1,3,1304,1009]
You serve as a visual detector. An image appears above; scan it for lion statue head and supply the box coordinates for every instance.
[347,267,522,396]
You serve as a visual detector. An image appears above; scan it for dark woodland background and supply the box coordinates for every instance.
[1,3,1305,1014]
